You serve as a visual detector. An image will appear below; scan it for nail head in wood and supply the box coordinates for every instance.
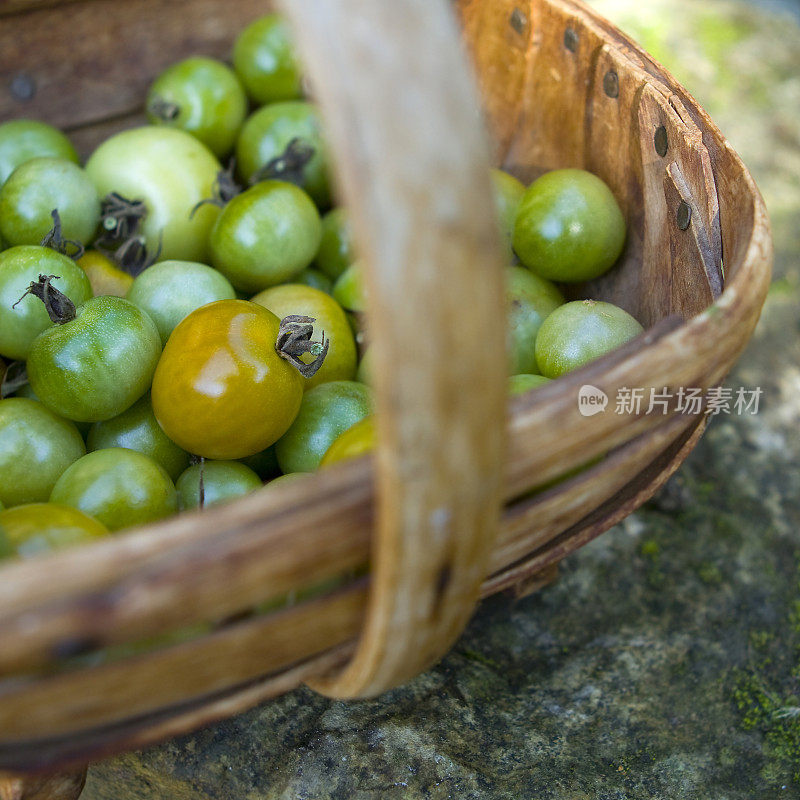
[677,201,692,230]
[510,8,528,35]
[603,70,619,98]
[654,125,668,157]
[9,73,35,102]
[564,27,578,52]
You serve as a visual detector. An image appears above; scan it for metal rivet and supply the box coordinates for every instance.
[603,70,619,98]
[510,8,528,34]
[654,125,668,157]
[564,27,578,52]
[10,72,36,102]
[677,201,692,230]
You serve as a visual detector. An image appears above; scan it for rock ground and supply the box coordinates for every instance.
[84,1,800,796]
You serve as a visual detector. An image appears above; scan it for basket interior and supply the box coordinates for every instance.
[0,0,769,772]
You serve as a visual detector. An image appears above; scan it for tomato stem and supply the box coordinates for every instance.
[250,137,315,187]
[190,159,242,217]
[0,361,28,399]
[94,193,161,276]
[40,209,85,260]
[12,274,77,325]
[97,192,148,244]
[276,315,329,378]
[147,95,181,122]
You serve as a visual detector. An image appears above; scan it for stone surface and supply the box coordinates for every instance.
[84,1,800,797]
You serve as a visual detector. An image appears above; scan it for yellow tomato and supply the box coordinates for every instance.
[151,300,304,459]
[77,250,133,297]
[251,283,357,390]
[0,503,108,559]
[320,416,376,467]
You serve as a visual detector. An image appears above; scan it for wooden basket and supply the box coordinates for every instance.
[0,0,771,779]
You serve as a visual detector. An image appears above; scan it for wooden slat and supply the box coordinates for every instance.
[0,0,269,131]
[0,583,368,742]
[483,415,706,596]
[67,112,146,161]
[0,767,85,800]
[492,411,698,574]
[0,646,355,774]
[0,0,85,18]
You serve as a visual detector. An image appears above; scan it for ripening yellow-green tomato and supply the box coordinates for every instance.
[0,503,108,560]
[320,416,376,467]
[77,250,134,297]
[151,300,305,459]
[85,127,221,263]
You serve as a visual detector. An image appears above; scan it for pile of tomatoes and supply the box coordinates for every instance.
[0,14,643,561]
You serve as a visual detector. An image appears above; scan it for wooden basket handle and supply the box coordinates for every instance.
[278,0,507,698]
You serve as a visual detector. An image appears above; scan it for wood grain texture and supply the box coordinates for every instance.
[0,768,85,800]
[0,415,707,771]
[0,0,269,131]
[278,0,507,699]
[0,0,772,770]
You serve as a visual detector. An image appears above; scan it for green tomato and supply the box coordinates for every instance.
[356,345,373,385]
[147,57,248,158]
[209,180,321,292]
[491,168,525,261]
[176,460,261,510]
[85,127,221,263]
[239,445,280,480]
[315,208,354,280]
[508,373,551,397]
[275,380,373,473]
[232,14,303,105]
[252,283,356,389]
[126,259,236,345]
[0,397,85,507]
[0,158,100,247]
[534,299,644,378]
[265,472,307,490]
[0,503,108,560]
[513,168,626,282]
[236,101,330,208]
[87,394,189,481]
[294,267,333,295]
[27,295,162,422]
[506,266,564,374]
[10,380,93,438]
[0,246,92,360]
[50,448,177,531]
[332,261,366,312]
[0,120,78,187]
